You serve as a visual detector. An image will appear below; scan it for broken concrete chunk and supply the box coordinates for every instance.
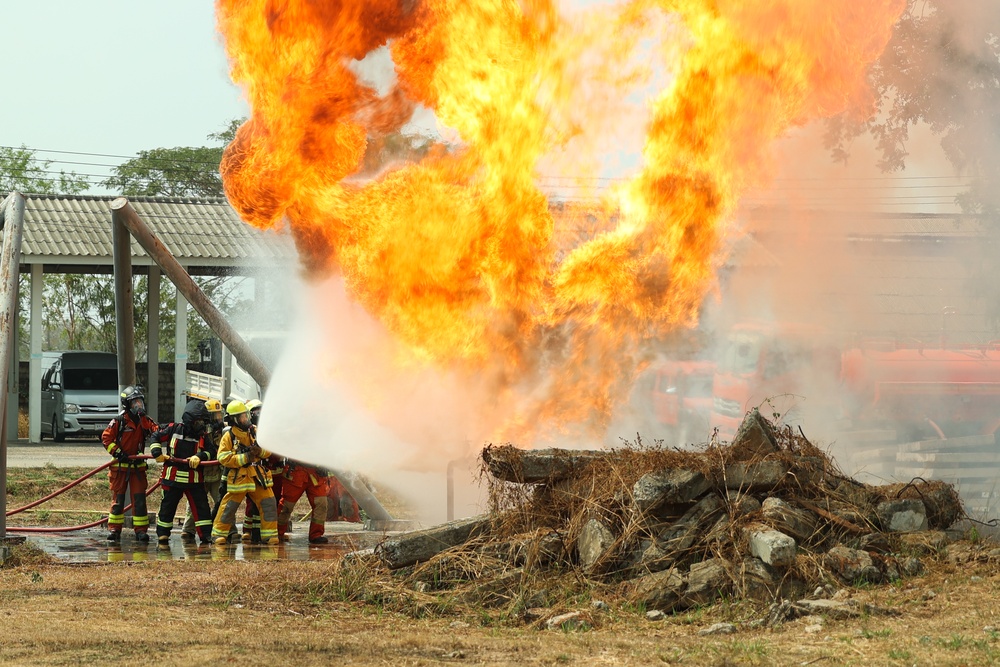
[482,446,604,483]
[698,622,737,635]
[630,567,687,612]
[824,546,882,584]
[728,495,763,516]
[876,498,928,533]
[639,495,727,573]
[897,530,949,556]
[747,526,797,567]
[720,460,788,492]
[793,598,862,620]
[685,558,731,607]
[729,408,779,460]
[577,518,616,573]
[761,497,819,543]
[633,468,711,515]
[377,515,490,569]
[737,557,777,601]
[545,611,592,631]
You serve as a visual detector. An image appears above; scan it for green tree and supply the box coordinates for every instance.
[0,145,89,195]
[360,131,437,175]
[826,1,1000,216]
[101,118,245,198]
[26,272,248,362]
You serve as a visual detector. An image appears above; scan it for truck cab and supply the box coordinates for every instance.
[646,359,716,444]
[40,351,120,441]
[710,322,841,440]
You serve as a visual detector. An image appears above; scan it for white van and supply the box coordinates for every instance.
[40,351,121,441]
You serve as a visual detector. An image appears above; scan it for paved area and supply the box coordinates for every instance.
[5,438,109,468]
[3,438,400,562]
[20,522,381,563]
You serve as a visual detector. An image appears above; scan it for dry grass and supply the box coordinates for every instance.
[1,542,1000,665]
[4,463,1000,665]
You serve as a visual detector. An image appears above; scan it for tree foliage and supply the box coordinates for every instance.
[3,124,259,362]
[101,119,244,198]
[826,1,1000,216]
[0,146,89,195]
[360,131,437,175]
[19,273,250,362]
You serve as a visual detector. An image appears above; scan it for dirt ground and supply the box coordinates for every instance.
[5,467,1000,666]
[1,549,1000,666]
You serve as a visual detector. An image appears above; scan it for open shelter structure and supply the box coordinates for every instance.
[4,192,298,441]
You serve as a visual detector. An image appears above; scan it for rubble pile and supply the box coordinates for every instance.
[371,409,966,615]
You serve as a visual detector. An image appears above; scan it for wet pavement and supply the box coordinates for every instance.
[25,521,392,563]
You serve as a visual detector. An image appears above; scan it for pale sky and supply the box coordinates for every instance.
[0,1,961,211]
[0,1,248,190]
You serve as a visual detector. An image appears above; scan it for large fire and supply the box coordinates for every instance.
[215,0,904,442]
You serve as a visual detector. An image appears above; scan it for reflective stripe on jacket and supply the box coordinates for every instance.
[218,426,272,493]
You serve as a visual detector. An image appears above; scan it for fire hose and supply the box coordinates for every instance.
[6,455,220,534]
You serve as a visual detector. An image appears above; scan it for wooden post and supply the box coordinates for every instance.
[147,266,160,422]
[0,192,26,538]
[111,205,136,390]
[109,198,271,392]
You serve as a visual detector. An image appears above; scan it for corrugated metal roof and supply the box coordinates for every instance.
[17,194,298,268]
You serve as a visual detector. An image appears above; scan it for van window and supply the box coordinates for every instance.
[63,368,118,391]
[720,332,762,374]
[685,373,714,398]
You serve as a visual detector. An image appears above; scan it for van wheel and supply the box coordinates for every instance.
[53,415,65,442]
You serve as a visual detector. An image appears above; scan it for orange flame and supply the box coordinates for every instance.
[216,0,904,441]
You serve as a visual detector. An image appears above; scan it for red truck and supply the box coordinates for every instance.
[635,359,716,445]
[710,321,1000,442]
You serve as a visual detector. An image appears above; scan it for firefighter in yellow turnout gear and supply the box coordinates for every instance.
[211,401,279,545]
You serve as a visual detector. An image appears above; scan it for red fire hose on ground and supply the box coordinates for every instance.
[6,455,219,534]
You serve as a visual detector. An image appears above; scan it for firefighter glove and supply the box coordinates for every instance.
[187,455,200,469]
[113,449,129,463]
[155,453,168,463]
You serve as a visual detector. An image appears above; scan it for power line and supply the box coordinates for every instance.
[0,145,224,168]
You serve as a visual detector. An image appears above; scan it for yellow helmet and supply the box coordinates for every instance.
[245,398,263,426]
[226,400,251,430]
[226,400,248,417]
[204,398,223,414]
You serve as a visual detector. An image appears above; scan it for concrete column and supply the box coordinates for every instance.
[28,264,41,442]
[6,281,18,442]
[174,285,188,421]
[147,266,160,422]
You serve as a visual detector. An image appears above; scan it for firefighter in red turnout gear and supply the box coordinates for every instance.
[277,460,330,544]
[149,400,215,545]
[101,385,158,542]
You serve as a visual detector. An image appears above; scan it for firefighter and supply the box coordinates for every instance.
[212,400,280,546]
[239,398,269,542]
[239,399,287,543]
[101,385,158,542]
[328,475,361,523]
[276,459,331,544]
[181,398,225,543]
[149,399,215,545]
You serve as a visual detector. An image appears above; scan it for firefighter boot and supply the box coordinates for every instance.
[136,532,150,543]
[107,530,121,542]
